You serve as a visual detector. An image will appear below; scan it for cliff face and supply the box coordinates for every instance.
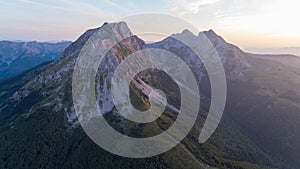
[0,22,298,169]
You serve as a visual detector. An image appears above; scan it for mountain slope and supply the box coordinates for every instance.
[226,52,300,168]
[0,22,298,169]
[149,29,300,168]
[0,22,208,169]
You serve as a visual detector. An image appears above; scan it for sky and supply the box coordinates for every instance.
[1,0,300,48]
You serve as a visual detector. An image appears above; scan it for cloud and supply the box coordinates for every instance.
[165,0,219,15]
[103,0,133,13]
[1,0,118,41]
[17,0,116,19]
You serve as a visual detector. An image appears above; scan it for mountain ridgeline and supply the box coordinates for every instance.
[0,41,71,81]
[0,22,299,169]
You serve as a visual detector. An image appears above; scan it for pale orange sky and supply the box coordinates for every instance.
[220,32,300,49]
[0,0,299,49]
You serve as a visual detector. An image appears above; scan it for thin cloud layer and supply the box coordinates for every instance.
[165,0,219,15]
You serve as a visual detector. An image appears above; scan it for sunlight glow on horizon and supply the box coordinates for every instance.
[1,0,300,48]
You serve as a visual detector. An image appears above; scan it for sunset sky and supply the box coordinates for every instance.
[1,0,300,48]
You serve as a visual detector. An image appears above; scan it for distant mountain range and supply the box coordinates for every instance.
[246,47,300,57]
[0,41,71,80]
[0,22,299,169]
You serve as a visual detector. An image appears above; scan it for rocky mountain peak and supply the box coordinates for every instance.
[181,29,196,36]
[108,21,133,38]
[201,29,226,47]
[169,29,198,44]
[149,28,251,78]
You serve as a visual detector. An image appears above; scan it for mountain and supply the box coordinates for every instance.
[0,22,208,169]
[246,47,300,57]
[0,22,299,169]
[0,41,71,81]
[151,29,300,168]
[226,52,300,168]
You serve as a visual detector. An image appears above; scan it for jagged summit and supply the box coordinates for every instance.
[66,21,226,58]
[202,29,218,37]
[166,28,227,49]
[181,29,196,36]
[173,28,220,39]
[83,21,133,41]
[103,21,133,38]
[149,27,250,76]
[201,29,226,46]
[86,21,132,36]
[61,21,133,57]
